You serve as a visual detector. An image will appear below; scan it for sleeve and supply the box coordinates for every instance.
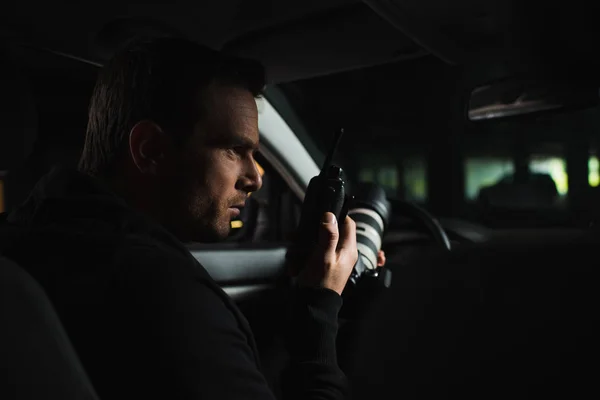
[282,287,350,400]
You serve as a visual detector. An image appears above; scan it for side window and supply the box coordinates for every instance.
[403,156,427,203]
[225,152,302,244]
[464,156,514,201]
[357,155,427,203]
[358,166,399,199]
[464,152,569,209]
[528,154,567,197]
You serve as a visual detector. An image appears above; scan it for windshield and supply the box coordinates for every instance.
[271,55,600,229]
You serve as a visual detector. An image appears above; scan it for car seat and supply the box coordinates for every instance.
[0,255,100,400]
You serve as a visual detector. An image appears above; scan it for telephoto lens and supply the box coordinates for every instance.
[339,182,392,321]
[349,182,391,268]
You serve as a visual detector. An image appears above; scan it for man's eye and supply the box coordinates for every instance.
[227,148,241,158]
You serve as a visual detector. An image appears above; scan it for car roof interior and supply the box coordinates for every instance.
[1,0,600,203]
[3,0,422,82]
[3,0,599,77]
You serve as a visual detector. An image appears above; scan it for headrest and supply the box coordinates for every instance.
[0,46,38,171]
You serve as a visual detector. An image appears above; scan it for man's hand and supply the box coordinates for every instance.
[293,212,358,295]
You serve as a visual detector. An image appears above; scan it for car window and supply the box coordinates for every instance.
[464,156,514,201]
[357,155,427,203]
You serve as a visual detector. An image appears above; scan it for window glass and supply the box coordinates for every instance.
[529,155,568,196]
[358,156,427,202]
[403,156,427,203]
[358,166,397,197]
[589,156,599,187]
[358,168,375,183]
[464,157,514,200]
[377,166,399,198]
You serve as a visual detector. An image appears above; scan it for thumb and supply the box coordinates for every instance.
[318,212,339,262]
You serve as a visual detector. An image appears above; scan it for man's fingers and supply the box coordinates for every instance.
[318,212,340,262]
[296,214,358,295]
[337,216,358,267]
[337,216,357,253]
[377,250,386,267]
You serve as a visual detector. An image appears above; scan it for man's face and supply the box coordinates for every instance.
[165,84,262,243]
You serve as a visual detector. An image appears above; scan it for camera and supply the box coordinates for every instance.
[346,182,391,287]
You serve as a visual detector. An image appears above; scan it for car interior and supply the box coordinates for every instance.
[2,0,600,398]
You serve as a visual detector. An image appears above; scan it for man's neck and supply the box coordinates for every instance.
[105,175,194,242]
[103,174,160,218]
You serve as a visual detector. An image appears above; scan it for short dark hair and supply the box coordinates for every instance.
[79,36,266,177]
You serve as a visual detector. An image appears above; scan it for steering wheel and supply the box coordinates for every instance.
[390,200,452,251]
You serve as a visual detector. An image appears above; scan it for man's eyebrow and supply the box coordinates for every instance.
[233,136,259,150]
[205,133,258,149]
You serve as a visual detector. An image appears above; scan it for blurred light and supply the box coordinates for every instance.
[589,156,599,187]
[248,161,265,198]
[231,220,243,229]
[359,168,375,182]
[530,157,568,195]
[256,161,264,177]
[464,157,515,199]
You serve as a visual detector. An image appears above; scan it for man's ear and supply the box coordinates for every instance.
[128,120,169,174]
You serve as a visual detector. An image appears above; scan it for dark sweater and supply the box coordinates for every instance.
[0,167,348,400]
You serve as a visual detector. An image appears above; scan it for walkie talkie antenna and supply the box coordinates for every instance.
[320,128,345,174]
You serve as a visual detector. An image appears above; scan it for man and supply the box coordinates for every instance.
[0,37,358,399]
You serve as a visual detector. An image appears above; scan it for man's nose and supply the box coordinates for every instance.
[238,159,262,193]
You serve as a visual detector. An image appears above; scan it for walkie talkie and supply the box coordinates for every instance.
[292,129,391,299]
[295,128,351,250]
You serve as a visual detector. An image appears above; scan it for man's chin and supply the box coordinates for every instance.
[189,225,231,243]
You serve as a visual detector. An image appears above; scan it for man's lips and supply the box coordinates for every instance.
[229,204,245,217]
